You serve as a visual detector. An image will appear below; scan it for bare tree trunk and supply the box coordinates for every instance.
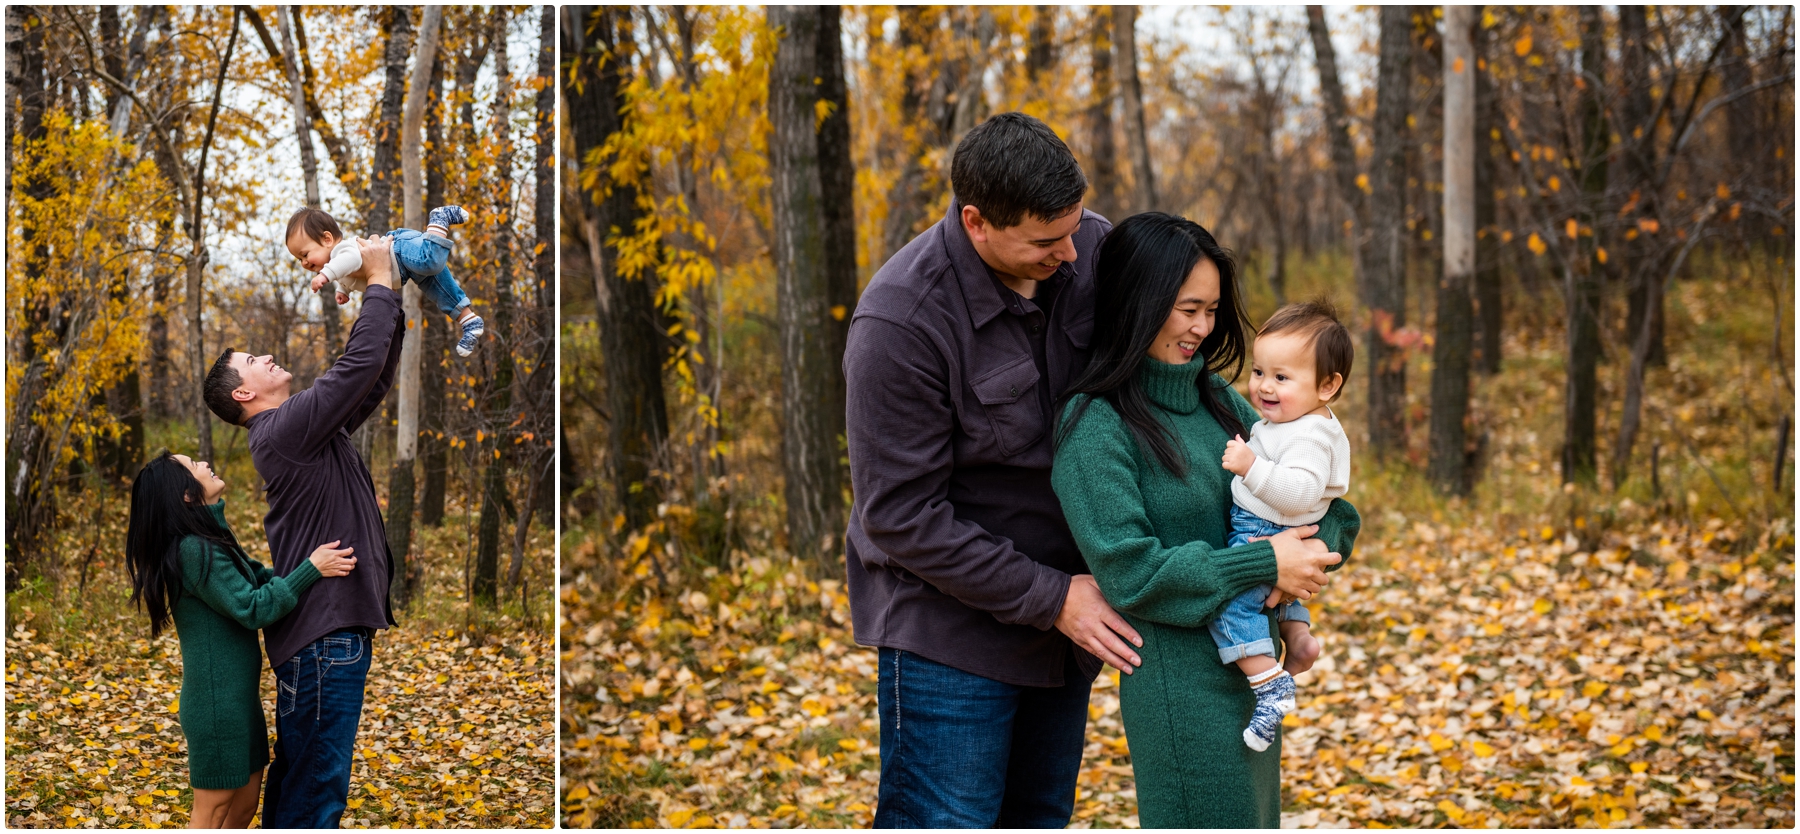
[365,6,413,235]
[475,6,515,608]
[1113,5,1157,214]
[420,47,450,528]
[882,8,963,258]
[1026,6,1056,85]
[188,8,242,462]
[530,4,557,521]
[1430,6,1475,494]
[1307,5,1369,294]
[1365,6,1412,457]
[565,6,670,530]
[1474,18,1503,375]
[387,6,440,610]
[268,5,341,353]
[1086,7,1122,223]
[769,5,856,569]
[1612,6,1666,487]
[1564,5,1607,486]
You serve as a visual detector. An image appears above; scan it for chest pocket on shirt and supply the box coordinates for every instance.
[970,355,1044,457]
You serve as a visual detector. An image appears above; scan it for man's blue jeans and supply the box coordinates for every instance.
[387,229,471,318]
[874,648,1089,828]
[263,630,372,828]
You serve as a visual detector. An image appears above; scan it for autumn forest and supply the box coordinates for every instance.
[0,2,1793,832]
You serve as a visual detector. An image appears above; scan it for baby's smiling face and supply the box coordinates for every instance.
[287,229,338,273]
[1247,331,1342,424]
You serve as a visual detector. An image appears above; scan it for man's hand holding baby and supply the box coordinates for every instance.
[1222,434,1257,477]
[355,235,394,290]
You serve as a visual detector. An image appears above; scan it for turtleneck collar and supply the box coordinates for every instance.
[1138,356,1205,414]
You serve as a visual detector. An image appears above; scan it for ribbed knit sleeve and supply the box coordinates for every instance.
[1052,397,1279,629]
[181,538,321,632]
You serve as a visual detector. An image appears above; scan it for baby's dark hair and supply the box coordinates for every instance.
[286,207,343,244]
[1259,300,1354,402]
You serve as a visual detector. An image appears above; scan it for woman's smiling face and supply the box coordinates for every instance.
[1146,256,1221,364]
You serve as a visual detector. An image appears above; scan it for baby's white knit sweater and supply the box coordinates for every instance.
[319,239,368,294]
[1230,410,1351,527]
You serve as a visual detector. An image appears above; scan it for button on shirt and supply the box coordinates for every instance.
[843,201,1112,688]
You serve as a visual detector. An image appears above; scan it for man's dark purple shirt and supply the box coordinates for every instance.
[844,201,1111,687]
[248,283,404,669]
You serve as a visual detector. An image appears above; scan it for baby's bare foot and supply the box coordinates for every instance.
[1281,623,1321,677]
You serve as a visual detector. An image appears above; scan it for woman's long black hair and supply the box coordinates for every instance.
[1055,212,1251,477]
[125,453,249,638]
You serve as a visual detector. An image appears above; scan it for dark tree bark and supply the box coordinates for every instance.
[1365,6,1413,457]
[882,8,963,259]
[1086,7,1122,223]
[530,3,557,520]
[1026,6,1056,84]
[768,5,856,570]
[1719,6,1763,243]
[187,7,242,463]
[1612,6,1667,487]
[364,5,412,235]
[1473,18,1503,375]
[1429,5,1476,495]
[419,45,449,528]
[565,6,670,530]
[1563,6,1607,486]
[474,7,515,608]
[1113,5,1157,214]
[1307,5,1370,298]
[1619,7,1666,370]
[4,5,52,588]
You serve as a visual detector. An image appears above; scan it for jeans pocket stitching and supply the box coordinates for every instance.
[277,676,297,718]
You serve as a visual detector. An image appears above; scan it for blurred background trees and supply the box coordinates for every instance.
[6,5,555,625]
[564,4,1793,572]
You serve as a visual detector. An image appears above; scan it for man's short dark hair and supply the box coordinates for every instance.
[286,207,343,244]
[950,112,1088,230]
[203,348,245,425]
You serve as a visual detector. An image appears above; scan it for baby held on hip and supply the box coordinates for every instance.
[1215,301,1354,751]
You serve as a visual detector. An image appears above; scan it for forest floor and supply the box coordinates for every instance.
[560,269,1794,827]
[4,422,557,829]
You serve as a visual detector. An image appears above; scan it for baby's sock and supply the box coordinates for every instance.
[455,309,485,357]
[1242,668,1296,752]
[427,205,469,238]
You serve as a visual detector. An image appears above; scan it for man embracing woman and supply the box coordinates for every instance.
[845,112,1358,827]
[124,235,404,828]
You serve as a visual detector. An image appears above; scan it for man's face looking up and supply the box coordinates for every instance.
[230,352,293,406]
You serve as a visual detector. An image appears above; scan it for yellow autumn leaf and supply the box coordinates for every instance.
[1472,741,1496,757]
[1583,680,1608,698]
[1527,233,1546,255]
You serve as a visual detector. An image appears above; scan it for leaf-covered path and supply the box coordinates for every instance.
[5,620,555,828]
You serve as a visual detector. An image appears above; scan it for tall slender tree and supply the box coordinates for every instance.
[768,5,857,568]
[565,6,670,530]
[475,6,515,608]
[1430,5,1476,494]
[1086,7,1121,222]
[1369,8,1413,456]
[1564,5,1607,486]
[1113,5,1157,213]
[387,5,441,609]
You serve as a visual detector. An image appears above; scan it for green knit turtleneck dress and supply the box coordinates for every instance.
[1051,357,1360,828]
[172,501,321,790]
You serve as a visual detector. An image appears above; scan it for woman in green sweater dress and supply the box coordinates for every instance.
[125,452,357,828]
[1051,213,1359,827]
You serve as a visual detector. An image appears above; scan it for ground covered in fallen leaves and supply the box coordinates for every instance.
[562,273,1794,828]
[6,620,555,828]
[4,437,558,829]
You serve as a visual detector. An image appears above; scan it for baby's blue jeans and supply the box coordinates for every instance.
[1210,504,1312,664]
[388,229,471,318]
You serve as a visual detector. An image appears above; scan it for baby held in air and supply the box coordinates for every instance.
[285,206,486,356]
